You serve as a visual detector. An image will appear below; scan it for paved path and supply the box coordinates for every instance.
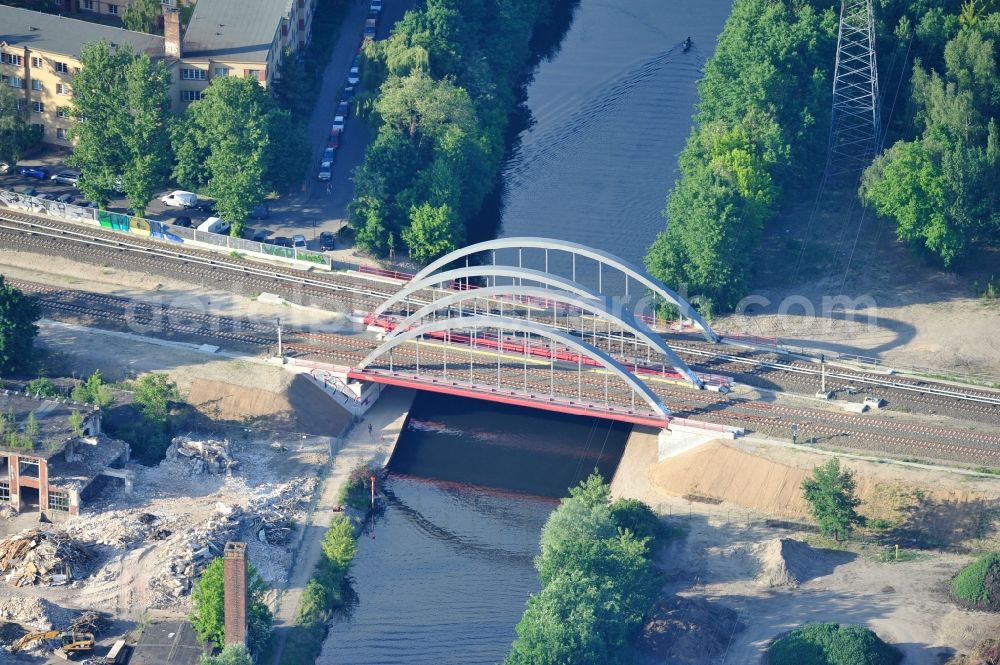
[268,386,415,665]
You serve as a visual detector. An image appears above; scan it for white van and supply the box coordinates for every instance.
[197,216,230,235]
[161,190,198,208]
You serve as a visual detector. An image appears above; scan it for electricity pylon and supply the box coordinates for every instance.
[828,0,881,175]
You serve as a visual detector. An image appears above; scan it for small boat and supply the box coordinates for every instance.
[682,36,692,52]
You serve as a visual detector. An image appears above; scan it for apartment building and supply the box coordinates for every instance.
[174,0,317,107]
[1,0,316,145]
[0,6,167,146]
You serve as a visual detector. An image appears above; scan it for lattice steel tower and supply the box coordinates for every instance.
[828,0,881,174]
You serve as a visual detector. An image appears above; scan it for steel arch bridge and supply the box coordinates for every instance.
[354,238,721,427]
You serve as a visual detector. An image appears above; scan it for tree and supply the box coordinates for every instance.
[200,644,252,665]
[131,373,180,425]
[190,557,272,653]
[0,275,41,377]
[68,41,173,211]
[171,76,306,237]
[24,411,39,441]
[71,370,114,410]
[401,202,462,263]
[801,458,863,540]
[68,410,84,438]
[122,0,161,34]
[27,377,60,398]
[0,82,39,166]
[321,515,357,573]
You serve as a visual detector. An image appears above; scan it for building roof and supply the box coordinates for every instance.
[48,434,128,494]
[0,392,98,460]
[130,620,209,665]
[0,6,165,60]
[182,0,289,63]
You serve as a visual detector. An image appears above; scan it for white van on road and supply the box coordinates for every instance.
[161,190,198,208]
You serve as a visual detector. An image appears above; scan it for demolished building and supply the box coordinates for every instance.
[0,391,129,519]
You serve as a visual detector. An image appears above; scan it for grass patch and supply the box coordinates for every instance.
[951,552,1000,611]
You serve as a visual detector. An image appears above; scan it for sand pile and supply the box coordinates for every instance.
[753,538,852,588]
[638,596,742,664]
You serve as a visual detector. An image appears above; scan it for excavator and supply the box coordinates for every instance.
[10,630,95,658]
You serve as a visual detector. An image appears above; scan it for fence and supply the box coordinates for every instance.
[0,190,333,270]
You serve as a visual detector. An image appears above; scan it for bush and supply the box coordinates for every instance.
[768,623,902,665]
[26,377,61,398]
[610,498,664,543]
[951,553,1000,611]
[339,463,380,512]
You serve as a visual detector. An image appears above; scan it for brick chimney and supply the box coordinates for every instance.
[223,542,248,646]
[164,6,182,58]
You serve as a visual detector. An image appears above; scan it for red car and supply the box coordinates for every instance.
[327,131,341,150]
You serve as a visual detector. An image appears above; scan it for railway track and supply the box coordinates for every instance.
[3,209,999,436]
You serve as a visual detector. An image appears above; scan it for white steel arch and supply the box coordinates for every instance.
[357,315,671,418]
[372,266,603,317]
[408,237,719,342]
[385,284,703,387]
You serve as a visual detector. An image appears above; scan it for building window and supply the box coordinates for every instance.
[108,4,119,15]
[8,76,23,89]
[31,56,42,68]
[56,62,69,74]
[56,83,69,95]
[32,101,44,114]
[298,19,305,30]
[83,0,94,9]
[214,67,229,77]
[281,24,289,37]
[0,482,9,503]
[3,54,24,66]
[31,79,43,91]
[181,90,203,102]
[32,123,44,136]
[244,69,262,82]
[56,127,67,140]
[18,459,39,478]
[48,491,69,512]
[181,68,206,80]
[57,107,69,118]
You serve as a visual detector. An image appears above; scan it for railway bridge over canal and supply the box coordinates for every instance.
[333,238,735,434]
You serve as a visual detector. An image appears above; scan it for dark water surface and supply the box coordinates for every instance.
[319,1,732,661]
[317,393,631,665]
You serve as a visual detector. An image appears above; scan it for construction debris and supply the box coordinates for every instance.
[0,596,75,631]
[68,611,110,636]
[65,509,171,548]
[246,477,317,546]
[0,529,92,587]
[166,436,239,474]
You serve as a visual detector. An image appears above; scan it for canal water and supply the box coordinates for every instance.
[317,393,631,665]
[319,0,732,662]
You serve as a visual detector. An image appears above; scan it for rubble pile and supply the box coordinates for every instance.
[65,510,171,548]
[0,596,75,631]
[68,610,110,636]
[148,504,242,603]
[166,437,239,474]
[246,477,317,546]
[0,505,16,519]
[0,530,92,587]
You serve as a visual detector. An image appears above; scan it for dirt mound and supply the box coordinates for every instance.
[0,597,75,631]
[945,639,1000,665]
[637,596,742,664]
[754,538,854,588]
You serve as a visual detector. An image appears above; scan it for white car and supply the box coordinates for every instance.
[317,165,332,181]
[50,170,81,185]
[370,0,382,11]
[332,115,346,133]
[292,234,307,249]
[347,66,360,85]
[160,190,198,208]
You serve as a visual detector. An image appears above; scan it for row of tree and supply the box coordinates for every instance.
[861,7,1000,266]
[644,0,838,314]
[350,0,562,263]
[505,474,663,664]
[66,41,304,236]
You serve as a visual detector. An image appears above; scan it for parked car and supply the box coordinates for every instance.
[292,234,307,249]
[197,201,217,214]
[50,170,81,185]
[363,20,377,41]
[370,0,382,13]
[341,86,355,101]
[36,193,55,201]
[161,190,198,208]
[173,216,193,228]
[327,132,340,150]
[319,232,336,251]
[318,165,332,181]
[332,115,346,133]
[251,229,269,242]
[347,66,360,85]
[56,193,75,204]
[79,200,97,209]
[322,147,335,163]
[18,166,49,180]
[20,186,37,196]
[249,202,270,219]
[336,102,350,119]
[272,236,293,248]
